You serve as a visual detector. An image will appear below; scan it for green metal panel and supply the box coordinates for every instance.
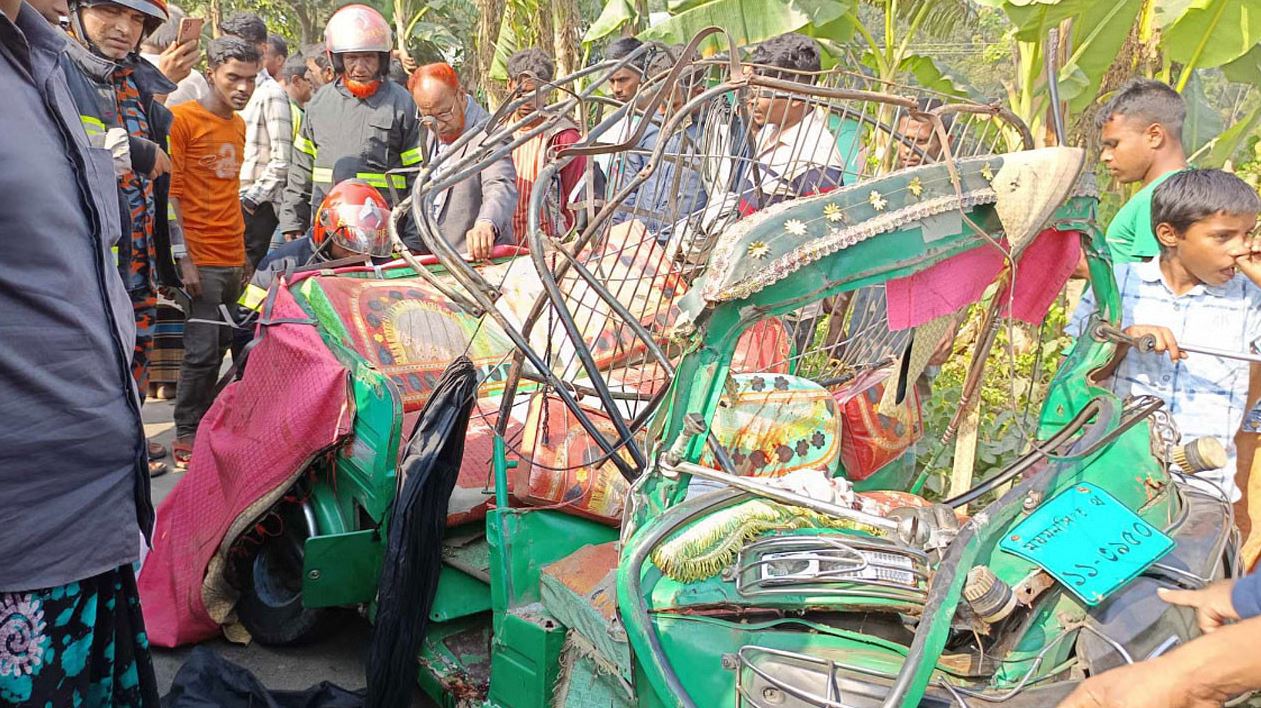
[487,507,620,623]
[302,529,382,607]
[336,362,404,522]
[307,476,352,536]
[487,610,567,708]
[428,565,492,623]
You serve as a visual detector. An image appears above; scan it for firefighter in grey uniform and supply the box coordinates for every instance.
[277,3,421,239]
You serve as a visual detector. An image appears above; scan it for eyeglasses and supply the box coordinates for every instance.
[420,96,461,123]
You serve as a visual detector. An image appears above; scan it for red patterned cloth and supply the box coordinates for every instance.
[138,287,353,647]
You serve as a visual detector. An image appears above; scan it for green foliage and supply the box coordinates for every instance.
[916,299,1075,500]
[583,0,636,44]
[1162,0,1261,72]
[637,0,852,55]
[892,53,981,99]
[1182,73,1225,155]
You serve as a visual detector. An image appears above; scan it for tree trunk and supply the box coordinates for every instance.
[471,0,506,96]
[631,0,648,33]
[208,0,221,37]
[551,0,580,77]
[537,0,555,65]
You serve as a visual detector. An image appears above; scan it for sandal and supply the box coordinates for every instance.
[172,438,194,471]
[149,459,170,478]
[148,440,168,460]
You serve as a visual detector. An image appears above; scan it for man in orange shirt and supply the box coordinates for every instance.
[168,35,258,467]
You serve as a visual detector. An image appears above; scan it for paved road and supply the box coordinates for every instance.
[143,396,429,704]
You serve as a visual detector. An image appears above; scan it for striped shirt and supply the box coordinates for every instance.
[1069,258,1261,500]
[510,127,584,243]
[239,71,292,206]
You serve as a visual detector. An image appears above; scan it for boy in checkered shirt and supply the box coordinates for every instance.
[1069,169,1261,506]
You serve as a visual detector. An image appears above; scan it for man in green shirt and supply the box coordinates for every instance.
[1098,79,1188,263]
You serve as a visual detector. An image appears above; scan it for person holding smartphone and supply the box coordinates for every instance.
[139,3,206,106]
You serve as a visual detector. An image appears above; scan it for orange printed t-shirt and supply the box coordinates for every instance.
[169,100,247,267]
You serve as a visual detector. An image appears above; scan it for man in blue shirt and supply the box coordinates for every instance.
[0,1,158,704]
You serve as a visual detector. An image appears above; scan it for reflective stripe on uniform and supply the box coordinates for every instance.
[294,134,317,157]
[356,172,406,189]
[400,147,422,166]
[290,103,303,142]
[239,283,268,312]
[79,115,106,137]
[312,166,333,183]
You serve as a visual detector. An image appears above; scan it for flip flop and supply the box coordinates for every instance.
[172,438,194,471]
[149,459,170,478]
[148,440,168,460]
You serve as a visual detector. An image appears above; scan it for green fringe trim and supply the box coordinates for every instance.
[650,500,886,583]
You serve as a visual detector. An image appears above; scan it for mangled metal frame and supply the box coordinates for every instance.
[405,27,1039,487]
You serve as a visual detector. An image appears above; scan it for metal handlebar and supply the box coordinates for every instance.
[1092,322,1261,364]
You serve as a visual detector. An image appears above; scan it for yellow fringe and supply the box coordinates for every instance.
[650,500,885,583]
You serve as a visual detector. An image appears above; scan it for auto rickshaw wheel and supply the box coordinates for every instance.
[234,502,333,646]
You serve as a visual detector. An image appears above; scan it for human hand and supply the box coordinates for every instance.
[158,40,200,84]
[1057,656,1213,708]
[1124,324,1184,362]
[1233,233,1261,288]
[178,257,201,298]
[241,198,255,215]
[1159,580,1240,633]
[148,147,171,179]
[464,221,496,261]
[240,265,255,288]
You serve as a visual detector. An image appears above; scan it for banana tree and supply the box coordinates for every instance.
[979,0,1261,149]
[582,0,855,55]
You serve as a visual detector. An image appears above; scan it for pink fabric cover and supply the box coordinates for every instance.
[138,286,354,647]
[885,229,1081,330]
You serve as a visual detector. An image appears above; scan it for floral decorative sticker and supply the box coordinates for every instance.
[784,219,808,237]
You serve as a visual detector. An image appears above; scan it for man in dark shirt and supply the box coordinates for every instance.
[0,1,158,705]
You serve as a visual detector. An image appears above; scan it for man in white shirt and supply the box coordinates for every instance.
[742,33,845,208]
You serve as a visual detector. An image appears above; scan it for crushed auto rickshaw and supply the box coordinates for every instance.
[138,29,1242,708]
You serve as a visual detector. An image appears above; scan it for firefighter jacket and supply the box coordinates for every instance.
[62,41,182,288]
[278,78,422,234]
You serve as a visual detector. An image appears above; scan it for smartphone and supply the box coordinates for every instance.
[176,17,203,46]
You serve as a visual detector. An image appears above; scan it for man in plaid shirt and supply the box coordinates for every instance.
[224,12,292,267]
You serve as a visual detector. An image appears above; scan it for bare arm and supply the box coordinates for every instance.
[1060,615,1261,708]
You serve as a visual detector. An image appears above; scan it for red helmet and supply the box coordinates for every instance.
[313,180,394,259]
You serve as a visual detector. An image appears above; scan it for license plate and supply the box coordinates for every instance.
[998,483,1173,605]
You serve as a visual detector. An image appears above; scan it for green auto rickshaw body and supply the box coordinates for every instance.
[239,147,1232,707]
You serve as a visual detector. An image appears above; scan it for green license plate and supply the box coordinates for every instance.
[999,482,1173,605]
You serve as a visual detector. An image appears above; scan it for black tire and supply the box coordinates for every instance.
[234,507,333,646]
